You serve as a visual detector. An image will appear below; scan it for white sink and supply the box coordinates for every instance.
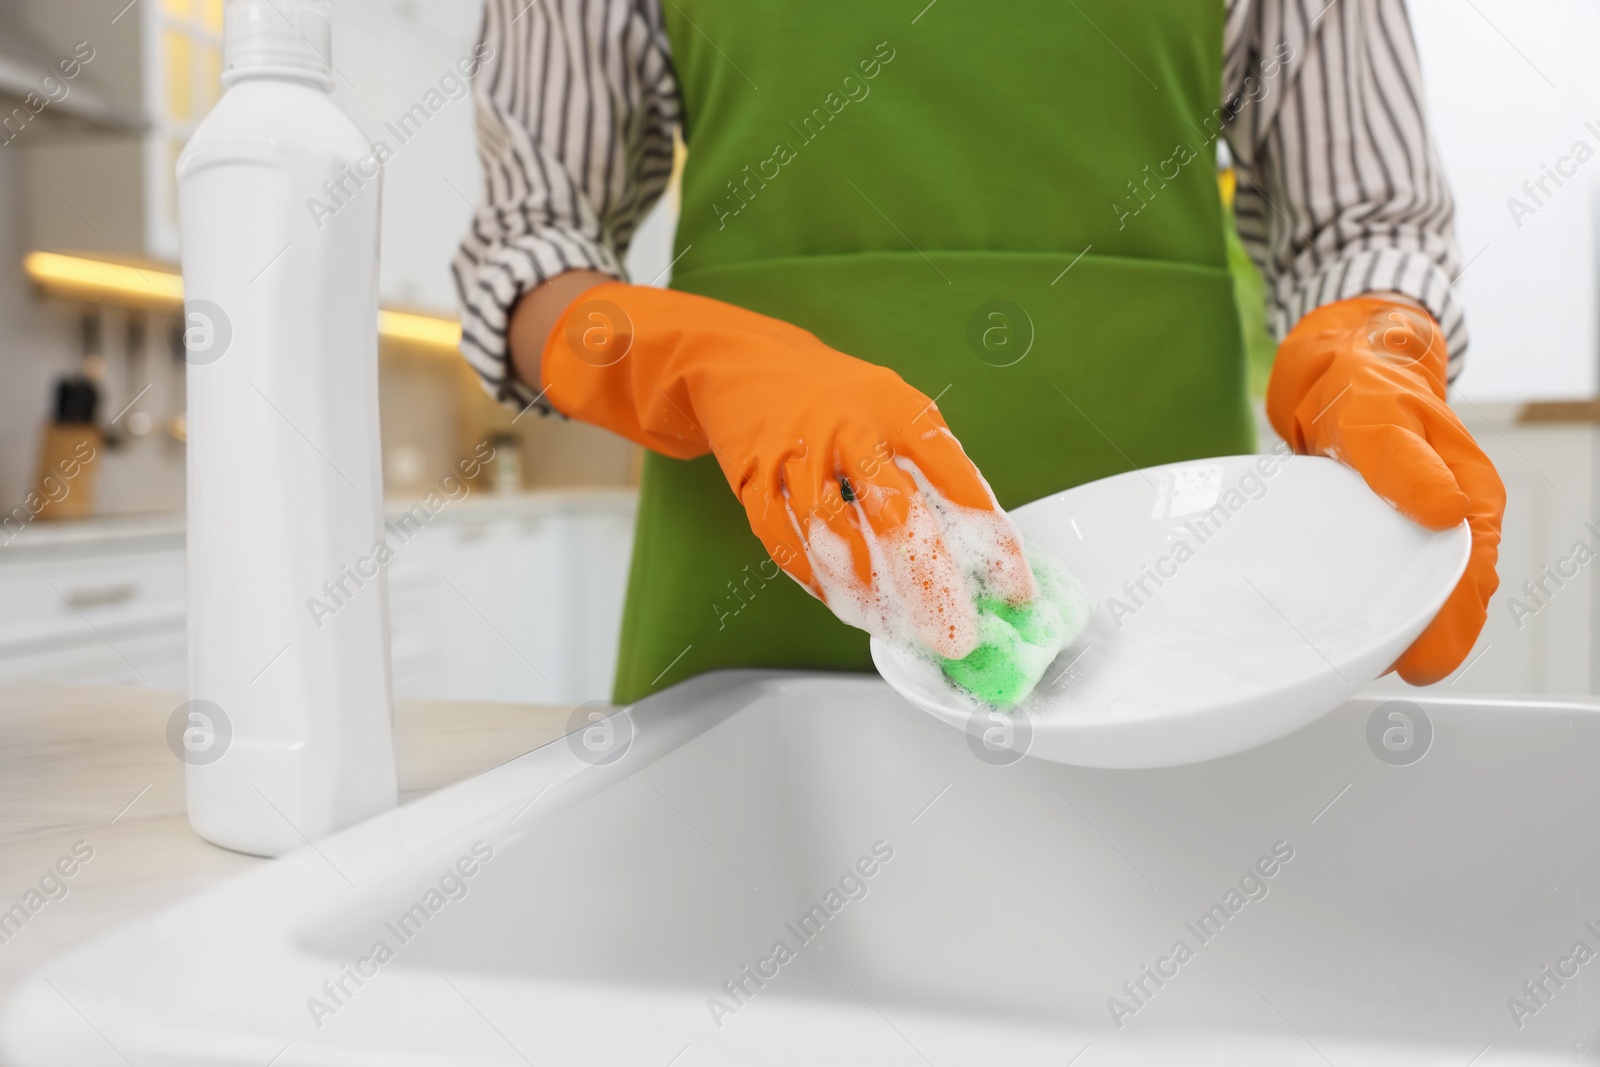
[4,671,1596,1064]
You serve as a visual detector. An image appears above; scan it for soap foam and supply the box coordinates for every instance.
[903,450,1036,607]
[799,453,1040,660]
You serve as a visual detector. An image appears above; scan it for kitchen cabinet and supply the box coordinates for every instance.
[385,497,632,705]
[0,491,637,704]
[0,517,187,687]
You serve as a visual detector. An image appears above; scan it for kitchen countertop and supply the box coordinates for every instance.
[0,684,572,1006]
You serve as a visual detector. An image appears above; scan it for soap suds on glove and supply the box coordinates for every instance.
[802,456,1036,660]
[798,455,1089,706]
[806,487,978,658]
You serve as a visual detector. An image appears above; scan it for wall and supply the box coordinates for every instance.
[329,0,482,312]
[1411,0,1600,401]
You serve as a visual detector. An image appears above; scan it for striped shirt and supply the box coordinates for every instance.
[452,0,1466,414]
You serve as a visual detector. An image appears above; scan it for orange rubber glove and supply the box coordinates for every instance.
[1267,296,1505,685]
[541,281,1036,658]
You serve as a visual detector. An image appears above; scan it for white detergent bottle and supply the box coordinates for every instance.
[176,0,396,856]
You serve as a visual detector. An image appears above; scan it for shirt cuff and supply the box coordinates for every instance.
[454,230,626,416]
[1273,247,1469,383]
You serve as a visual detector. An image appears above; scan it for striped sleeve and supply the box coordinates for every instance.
[451,0,680,412]
[1223,0,1469,379]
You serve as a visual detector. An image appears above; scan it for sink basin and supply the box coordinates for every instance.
[4,671,1597,1064]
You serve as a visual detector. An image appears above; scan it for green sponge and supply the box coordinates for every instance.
[939,548,1091,706]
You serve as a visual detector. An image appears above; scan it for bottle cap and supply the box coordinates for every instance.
[222,0,334,91]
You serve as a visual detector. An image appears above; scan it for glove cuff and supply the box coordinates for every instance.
[538,281,717,460]
[1267,296,1450,446]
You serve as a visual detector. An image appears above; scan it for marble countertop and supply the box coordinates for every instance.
[0,685,572,1005]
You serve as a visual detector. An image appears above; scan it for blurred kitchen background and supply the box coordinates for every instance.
[0,0,1597,702]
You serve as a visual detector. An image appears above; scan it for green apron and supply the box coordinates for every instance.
[613,0,1254,703]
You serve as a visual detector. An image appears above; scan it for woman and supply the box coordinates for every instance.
[452,0,1503,704]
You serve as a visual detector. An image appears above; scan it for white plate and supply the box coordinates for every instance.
[870,454,1472,769]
